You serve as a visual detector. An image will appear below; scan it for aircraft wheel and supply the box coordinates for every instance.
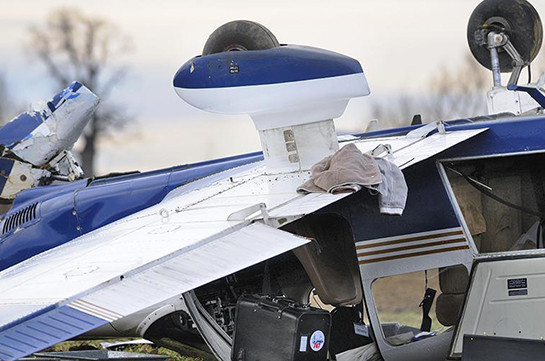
[467,0,543,72]
[202,20,280,55]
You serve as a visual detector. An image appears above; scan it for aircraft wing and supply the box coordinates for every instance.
[0,127,486,359]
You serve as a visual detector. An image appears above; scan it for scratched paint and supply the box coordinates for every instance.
[0,82,98,200]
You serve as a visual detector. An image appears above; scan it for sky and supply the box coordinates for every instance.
[1,0,545,174]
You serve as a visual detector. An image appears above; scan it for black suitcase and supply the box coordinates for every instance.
[231,295,331,361]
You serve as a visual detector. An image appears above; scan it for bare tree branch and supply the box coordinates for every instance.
[29,27,70,87]
[28,7,132,176]
[97,67,128,101]
[371,53,490,127]
[0,74,10,122]
[0,73,20,125]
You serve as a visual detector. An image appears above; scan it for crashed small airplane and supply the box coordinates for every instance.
[0,0,545,360]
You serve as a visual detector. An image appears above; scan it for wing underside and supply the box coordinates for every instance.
[0,222,309,360]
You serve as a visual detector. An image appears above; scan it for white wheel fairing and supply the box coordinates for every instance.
[174,73,370,131]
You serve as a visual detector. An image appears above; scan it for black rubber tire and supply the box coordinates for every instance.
[202,20,280,55]
[467,0,543,72]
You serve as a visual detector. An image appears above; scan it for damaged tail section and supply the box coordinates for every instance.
[0,82,99,201]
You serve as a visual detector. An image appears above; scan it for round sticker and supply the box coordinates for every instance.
[309,330,325,352]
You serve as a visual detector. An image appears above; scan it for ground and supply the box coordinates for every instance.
[47,341,201,361]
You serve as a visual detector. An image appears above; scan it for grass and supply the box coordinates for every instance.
[372,270,444,331]
[44,340,202,361]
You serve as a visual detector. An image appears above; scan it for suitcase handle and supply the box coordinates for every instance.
[258,302,281,313]
[257,297,298,315]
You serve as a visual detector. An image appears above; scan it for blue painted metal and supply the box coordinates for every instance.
[324,158,460,241]
[0,112,44,148]
[507,84,545,108]
[0,81,86,149]
[0,158,14,195]
[442,115,545,158]
[0,305,108,360]
[173,45,363,89]
[10,179,87,210]
[0,152,263,271]
[351,115,515,140]
[46,81,83,113]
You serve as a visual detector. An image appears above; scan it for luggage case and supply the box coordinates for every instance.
[231,295,331,361]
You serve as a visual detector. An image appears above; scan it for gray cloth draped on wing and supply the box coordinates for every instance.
[297,143,408,215]
[368,157,408,216]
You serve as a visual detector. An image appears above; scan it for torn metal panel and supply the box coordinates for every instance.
[48,150,84,181]
[7,82,99,166]
[0,82,98,201]
[0,158,50,200]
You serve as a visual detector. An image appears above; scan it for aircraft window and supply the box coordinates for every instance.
[443,153,545,253]
[372,266,468,346]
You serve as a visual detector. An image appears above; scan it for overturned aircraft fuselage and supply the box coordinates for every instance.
[1,1,545,360]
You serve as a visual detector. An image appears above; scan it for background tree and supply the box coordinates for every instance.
[0,73,15,123]
[28,8,131,176]
[371,53,490,127]
[426,53,489,120]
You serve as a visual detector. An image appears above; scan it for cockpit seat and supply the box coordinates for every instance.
[436,265,469,326]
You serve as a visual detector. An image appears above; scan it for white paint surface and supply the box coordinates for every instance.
[175,73,370,130]
[452,256,545,357]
